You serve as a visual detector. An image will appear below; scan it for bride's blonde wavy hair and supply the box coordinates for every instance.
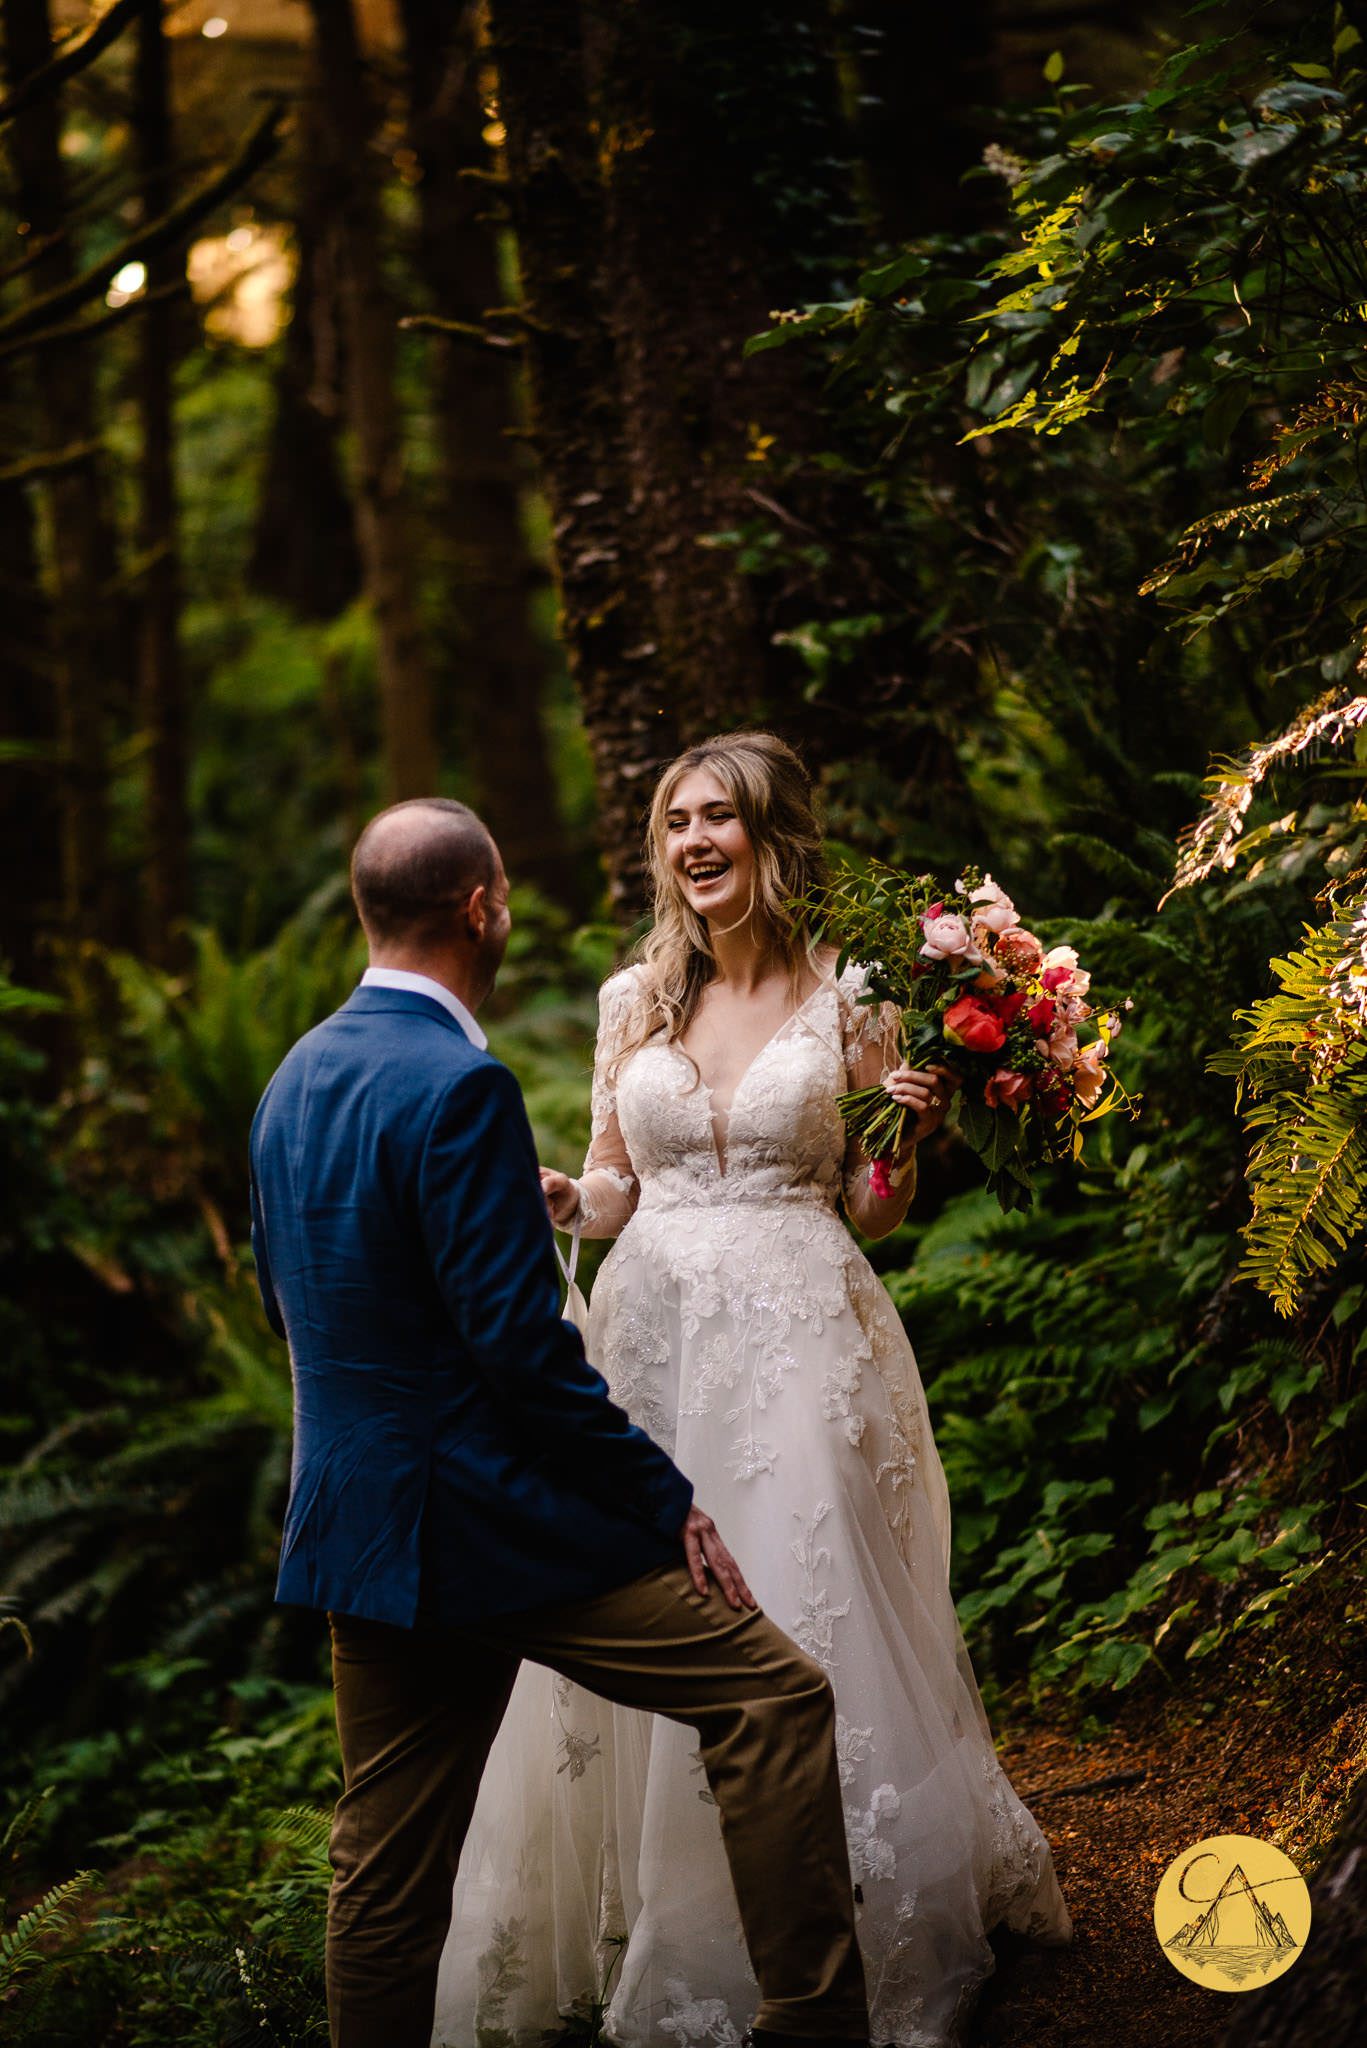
[609,731,830,1081]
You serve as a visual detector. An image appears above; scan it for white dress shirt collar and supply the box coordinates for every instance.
[360,966,488,1049]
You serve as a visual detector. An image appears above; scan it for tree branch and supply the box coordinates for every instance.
[0,97,286,349]
[0,0,143,129]
[0,277,187,363]
[397,312,522,350]
[0,438,102,483]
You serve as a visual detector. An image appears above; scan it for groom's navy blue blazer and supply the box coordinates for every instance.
[249,985,692,1628]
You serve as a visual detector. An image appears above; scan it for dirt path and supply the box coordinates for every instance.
[966,1685,1367,2047]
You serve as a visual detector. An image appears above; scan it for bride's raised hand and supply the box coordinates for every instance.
[539,1167,580,1228]
[883,1062,960,1144]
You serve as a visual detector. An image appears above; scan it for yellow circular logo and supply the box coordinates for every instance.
[1153,1833,1311,1991]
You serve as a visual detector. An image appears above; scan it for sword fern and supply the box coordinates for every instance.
[1211,894,1367,1314]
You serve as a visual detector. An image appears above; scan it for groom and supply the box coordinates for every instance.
[249,798,870,2048]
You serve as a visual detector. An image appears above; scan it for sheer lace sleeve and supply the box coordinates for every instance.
[572,970,644,1239]
[837,969,918,1241]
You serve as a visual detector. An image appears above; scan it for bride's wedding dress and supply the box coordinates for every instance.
[434,964,1070,2048]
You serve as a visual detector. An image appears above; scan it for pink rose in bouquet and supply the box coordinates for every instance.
[920,911,980,964]
[965,875,1019,935]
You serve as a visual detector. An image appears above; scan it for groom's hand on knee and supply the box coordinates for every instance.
[682,1505,756,1611]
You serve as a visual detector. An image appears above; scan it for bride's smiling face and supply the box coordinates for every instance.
[664,767,756,926]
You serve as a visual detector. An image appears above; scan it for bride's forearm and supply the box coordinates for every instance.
[572,1165,639,1239]
[844,1139,918,1240]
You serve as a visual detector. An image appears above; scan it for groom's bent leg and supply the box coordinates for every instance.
[481,1564,868,2043]
[326,1612,518,2048]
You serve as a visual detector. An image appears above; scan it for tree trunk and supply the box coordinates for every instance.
[134,0,189,965]
[578,0,844,739]
[483,0,677,919]
[2,0,118,954]
[1219,1772,1367,2048]
[399,0,573,906]
[307,0,438,804]
[0,471,61,993]
[247,94,362,626]
[488,0,853,919]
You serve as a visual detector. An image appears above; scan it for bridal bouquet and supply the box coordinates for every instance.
[810,862,1136,1213]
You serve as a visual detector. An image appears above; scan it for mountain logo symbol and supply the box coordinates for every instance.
[1153,1834,1311,1992]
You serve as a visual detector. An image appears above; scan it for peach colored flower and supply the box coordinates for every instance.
[1043,1022,1079,1071]
[1072,1040,1108,1107]
[973,954,1009,991]
[995,926,1044,974]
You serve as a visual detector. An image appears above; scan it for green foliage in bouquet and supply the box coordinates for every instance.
[808,861,1135,1212]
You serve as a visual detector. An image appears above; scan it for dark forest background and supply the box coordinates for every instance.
[2,1,1366,2041]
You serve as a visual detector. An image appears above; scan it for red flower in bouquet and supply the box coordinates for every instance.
[942,995,1006,1053]
[811,857,1138,1214]
[984,1069,1032,1114]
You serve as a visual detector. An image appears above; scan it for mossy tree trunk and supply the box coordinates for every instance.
[248,96,362,628]
[308,0,439,805]
[0,472,60,994]
[2,0,120,954]
[399,0,573,906]
[134,0,189,966]
[487,0,852,920]
[482,0,673,920]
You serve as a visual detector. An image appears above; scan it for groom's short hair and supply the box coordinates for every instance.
[351,798,498,945]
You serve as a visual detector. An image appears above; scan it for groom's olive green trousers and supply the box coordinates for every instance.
[326,1561,869,2047]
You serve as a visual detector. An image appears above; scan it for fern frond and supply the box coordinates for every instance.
[1212,890,1367,1312]
[1237,1089,1367,1315]
[271,1806,332,1864]
[0,1614,35,1661]
[0,1869,99,1984]
[1166,687,1367,899]
[1,1788,52,1869]
[1048,833,1168,894]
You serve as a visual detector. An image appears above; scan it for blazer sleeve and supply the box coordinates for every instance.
[419,1059,693,1541]
[248,1149,286,1341]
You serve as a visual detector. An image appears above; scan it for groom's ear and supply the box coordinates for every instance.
[463,883,488,942]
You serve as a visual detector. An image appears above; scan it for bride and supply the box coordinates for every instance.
[434,731,1070,2048]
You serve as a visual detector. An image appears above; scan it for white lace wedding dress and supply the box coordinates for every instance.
[433,963,1070,2048]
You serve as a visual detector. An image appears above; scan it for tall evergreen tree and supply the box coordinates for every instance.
[400,0,572,905]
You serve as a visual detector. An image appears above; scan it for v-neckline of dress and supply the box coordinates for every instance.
[678,975,833,1178]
